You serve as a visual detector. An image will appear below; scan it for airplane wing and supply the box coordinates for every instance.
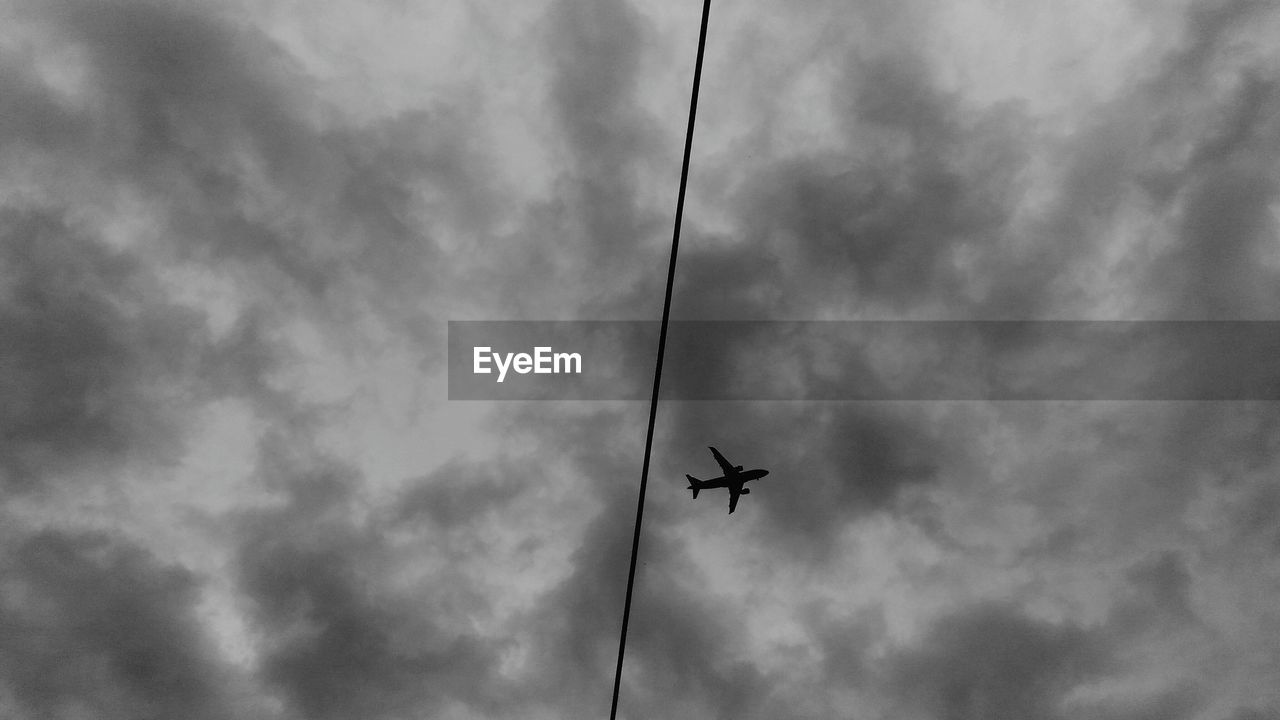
[728,485,741,514]
[708,446,736,475]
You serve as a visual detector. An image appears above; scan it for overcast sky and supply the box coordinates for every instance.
[2,0,1280,718]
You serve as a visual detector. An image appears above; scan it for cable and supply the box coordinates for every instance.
[608,1,713,718]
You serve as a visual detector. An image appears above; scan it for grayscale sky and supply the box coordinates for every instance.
[2,0,1279,718]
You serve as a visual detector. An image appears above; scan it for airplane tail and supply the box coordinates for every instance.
[685,474,701,499]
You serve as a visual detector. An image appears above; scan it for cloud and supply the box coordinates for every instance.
[1223,708,1280,720]
[235,442,501,719]
[547,0,659,251]
[0,529,256,720]
[1123,550,1195,622]
[2,0,1280,718]
[9,0,488,332]
[0,51,88,150]
[882,603,1109,720]
[396,456,528,529]
[1086,681,1207,720]
[0,208,205,491]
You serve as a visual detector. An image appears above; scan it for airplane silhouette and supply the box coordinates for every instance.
[686,446,769,514]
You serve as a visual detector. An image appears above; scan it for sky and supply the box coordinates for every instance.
[1,0,1279,718]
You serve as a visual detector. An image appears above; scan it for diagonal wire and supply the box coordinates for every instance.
[608,1,714,718]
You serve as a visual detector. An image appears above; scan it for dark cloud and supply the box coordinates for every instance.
[1078,403,1280,545]
[37,0,301,166]
[0,203,301,495]
[1223,708,1280,720]
[9,0,486,339]
[724,55,1031,319]
[1149,64,1280,319]
[0,529,246,720]
[883,603,1108,720]
[1124,550,1195,621]
[0,0,498,492]
[0,51,87,150]
[526,0,717,321]
[546,0,667,280]
[483,407,640,717]
[1125,0,1280,319]
[396,457,528,529]
[1089,682,1207,720]
[1171,0,1275,84]
[0,209,202,490]
[1234,480,1280,550]
[2,0,1279,718]
[236,443,500,719]
[671,240,786,320]
[5,0,511,713]
[1159,145,1280,320]
[668,0,1280,329]
[805,603,881,690]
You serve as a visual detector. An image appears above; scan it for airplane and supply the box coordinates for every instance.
[686,446,769,514]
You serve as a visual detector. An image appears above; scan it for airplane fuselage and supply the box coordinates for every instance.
[696,467,769,488]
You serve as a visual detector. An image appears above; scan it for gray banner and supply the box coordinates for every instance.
[448,321,1280,400]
